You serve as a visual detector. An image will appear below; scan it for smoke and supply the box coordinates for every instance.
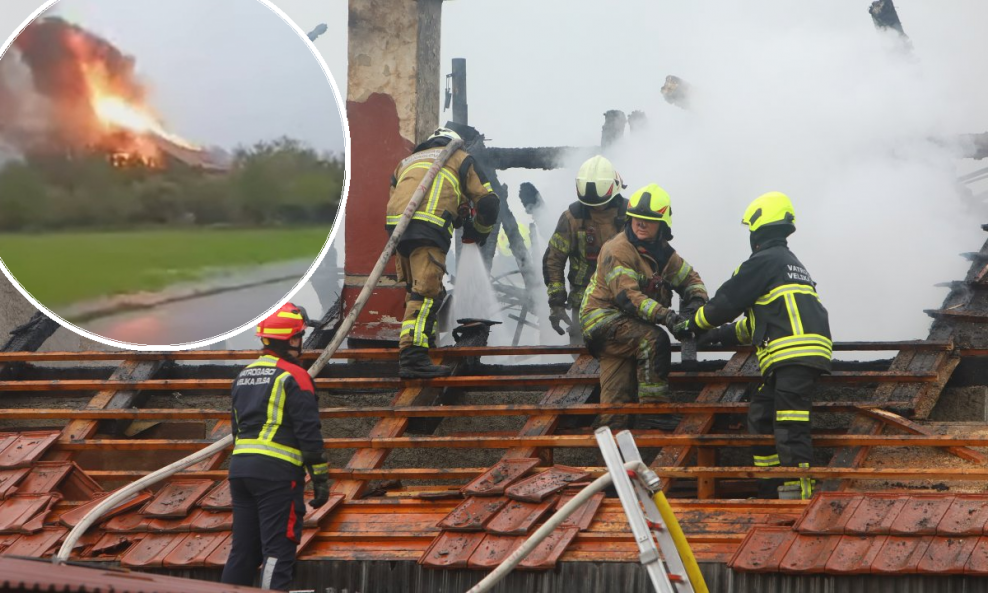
[0,16,147,155]
[473,2,986,344]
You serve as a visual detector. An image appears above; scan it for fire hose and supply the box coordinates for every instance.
[54,138,465,564]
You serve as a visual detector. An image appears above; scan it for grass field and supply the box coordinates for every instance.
[0,227,333,307]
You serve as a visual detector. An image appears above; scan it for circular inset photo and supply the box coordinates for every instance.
[0,0,348,349]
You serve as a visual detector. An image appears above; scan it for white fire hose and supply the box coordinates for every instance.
[54,138,465,564]
[464,461,643,593]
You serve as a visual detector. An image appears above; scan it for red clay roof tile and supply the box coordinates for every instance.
[57,465,102,502]
[518,526,579,571]
[203,533,232,568]
[793,493,863,535]
[0,468,30,500]
[143,480,213,518]
[779,535,841,574]
[15,462,73,496]
[0,432,60,469]
[103,512,153,533]
[147,512,199,533]
[870,535,933,574]
[917,536,979,574]
[438,497,509,532]
[198,480,232,511]
[558,491,605,531]
[843,495,909,535]
[59,490,152,528]
[189,509,232,532]
[119,532,187,568]
[0,494,57,534]
[824,534,888,574]
[1,526,66,558]
[728,526,798,573]
[461,458,539,497]
[162,532,230,568]
[90,532,134,557]
[963,536,988,575]
[418,531,486,569]
[938,496,988,536]
[486,496,558,536]
[505,466,589,503]
[467,534,520,570]
[889,495,955,536]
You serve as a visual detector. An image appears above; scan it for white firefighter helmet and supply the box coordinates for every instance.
[428,127,462,142]
[576,155,625,207]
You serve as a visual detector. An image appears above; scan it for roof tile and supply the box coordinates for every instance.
[844,495,909,535]
[0,432,60,469]
[0,494,58,534]
[518,526,579,571]
[963,536,988,574]
[779,535,841,574]
[0,526,66,558]
[0,468,30,500]
[147,512,199,533]
[203,533,233,568]
[486,496,558,536]
[505,466,589,503]
[890,496,955,536]
[90,532,134,557]
[467,534,520,570]
[103,512,153,533]
[162,532,230,568]
[59,490,152,528]
[57,465,103,502]
[15,462,73,496]
[937,496,988,536]
[462,458,539,497]
[198,480,232,511]
[793,493,863,534]
[728,526,798,573]
[438,497,509,532]
[917,536,979,574]
[190,509,232,532]
[119,532,187,568]
[418,531,486,569]
[871,535,933,574]
[824,535,888,574]
[143,480,213,519]
[558,491,605,531]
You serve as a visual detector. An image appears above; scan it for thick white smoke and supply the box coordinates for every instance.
[453,2,988,345]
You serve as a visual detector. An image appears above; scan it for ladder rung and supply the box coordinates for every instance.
[646,520,665,531]
[668,574,684,582]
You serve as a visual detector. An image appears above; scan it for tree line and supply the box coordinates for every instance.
[0,137,344,232]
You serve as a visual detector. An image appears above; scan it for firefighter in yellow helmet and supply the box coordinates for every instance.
[543,155,629,343]
[385,127,501,378]
[579,184,708,430]
[675,192,832,500]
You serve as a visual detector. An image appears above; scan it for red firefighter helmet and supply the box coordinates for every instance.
[256,302,309,341]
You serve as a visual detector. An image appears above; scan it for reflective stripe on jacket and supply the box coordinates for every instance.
[693,240,832,376]
[229,353,325,481]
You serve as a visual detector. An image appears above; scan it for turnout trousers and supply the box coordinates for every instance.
[396,245,447,351]
[748,365,820,499]
[221,477,305,591]
[588,316,671,429]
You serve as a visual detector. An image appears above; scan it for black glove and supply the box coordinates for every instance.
[461,223,484,246]
[310,475,330,508]
[663,310,692,340]
[697,324,737,348]
[549,305,569,336]
[303,451,331,508]
[682,296,706,316]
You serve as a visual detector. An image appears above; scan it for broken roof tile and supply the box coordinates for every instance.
[779,535,841,574]
[119,532,186,568]
[0,494,57,534]
[938,496,988,536]
[486,496,558,536]
[147,511,199,533]
[843,495,909,535]
[0,468,30,500]
[303,493,344,528]
[163,532,230,568]
[518,526,579,571]
[1,526,66,558]
[793,493,863,535]
[142,479,213,518]
[419,531,486,569]
[190,509,232,532]
[90,533,134,557]
[468,534,521,570]
[964,537,988,575]
[59,490,152,528]
[103,512,153,533]
[15,462,73,496]
[918,536,979,574]
[438,497,509,532]
[728,526,798,573]
[558,491,605,531]
[890,496,956,536]
[871,536,933,574]
[505,466,589,503]
[0,533,18,554]
[0,432,60,469]
[204,533,233,568]
[198,480,232,511]
[824,534,887,574]
[462,458,539,497]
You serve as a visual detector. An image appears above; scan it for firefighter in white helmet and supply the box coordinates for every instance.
[542,155,629,343]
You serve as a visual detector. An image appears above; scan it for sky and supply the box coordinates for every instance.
[0,0,346,154]
[5,1,988,347]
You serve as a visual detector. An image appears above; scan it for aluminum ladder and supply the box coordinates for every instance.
[595,427,707,593]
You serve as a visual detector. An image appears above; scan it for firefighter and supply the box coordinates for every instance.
[579,183,708,430]
[221,303,330,591]
[543,155,628,343]
[675,192,832,500]
[386,127,500,378]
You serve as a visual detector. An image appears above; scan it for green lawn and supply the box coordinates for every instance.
[0,227,333,307]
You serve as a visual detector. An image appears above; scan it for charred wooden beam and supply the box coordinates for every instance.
[601,110,626,149]
[483,146,593,171]
[628,110,648,134]
[869,0,907,37]
[0,312,59,380]
[661,75,691,110]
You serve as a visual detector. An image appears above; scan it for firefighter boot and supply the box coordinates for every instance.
[398,346,451,379]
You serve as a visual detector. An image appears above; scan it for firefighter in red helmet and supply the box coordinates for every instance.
[221,303,330,591]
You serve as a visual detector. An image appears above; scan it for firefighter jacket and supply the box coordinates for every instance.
[229,353,327,482]
[543,198,628,309]
[692,238,832,376]
[386,138,500,254]
[579,227,708,339]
